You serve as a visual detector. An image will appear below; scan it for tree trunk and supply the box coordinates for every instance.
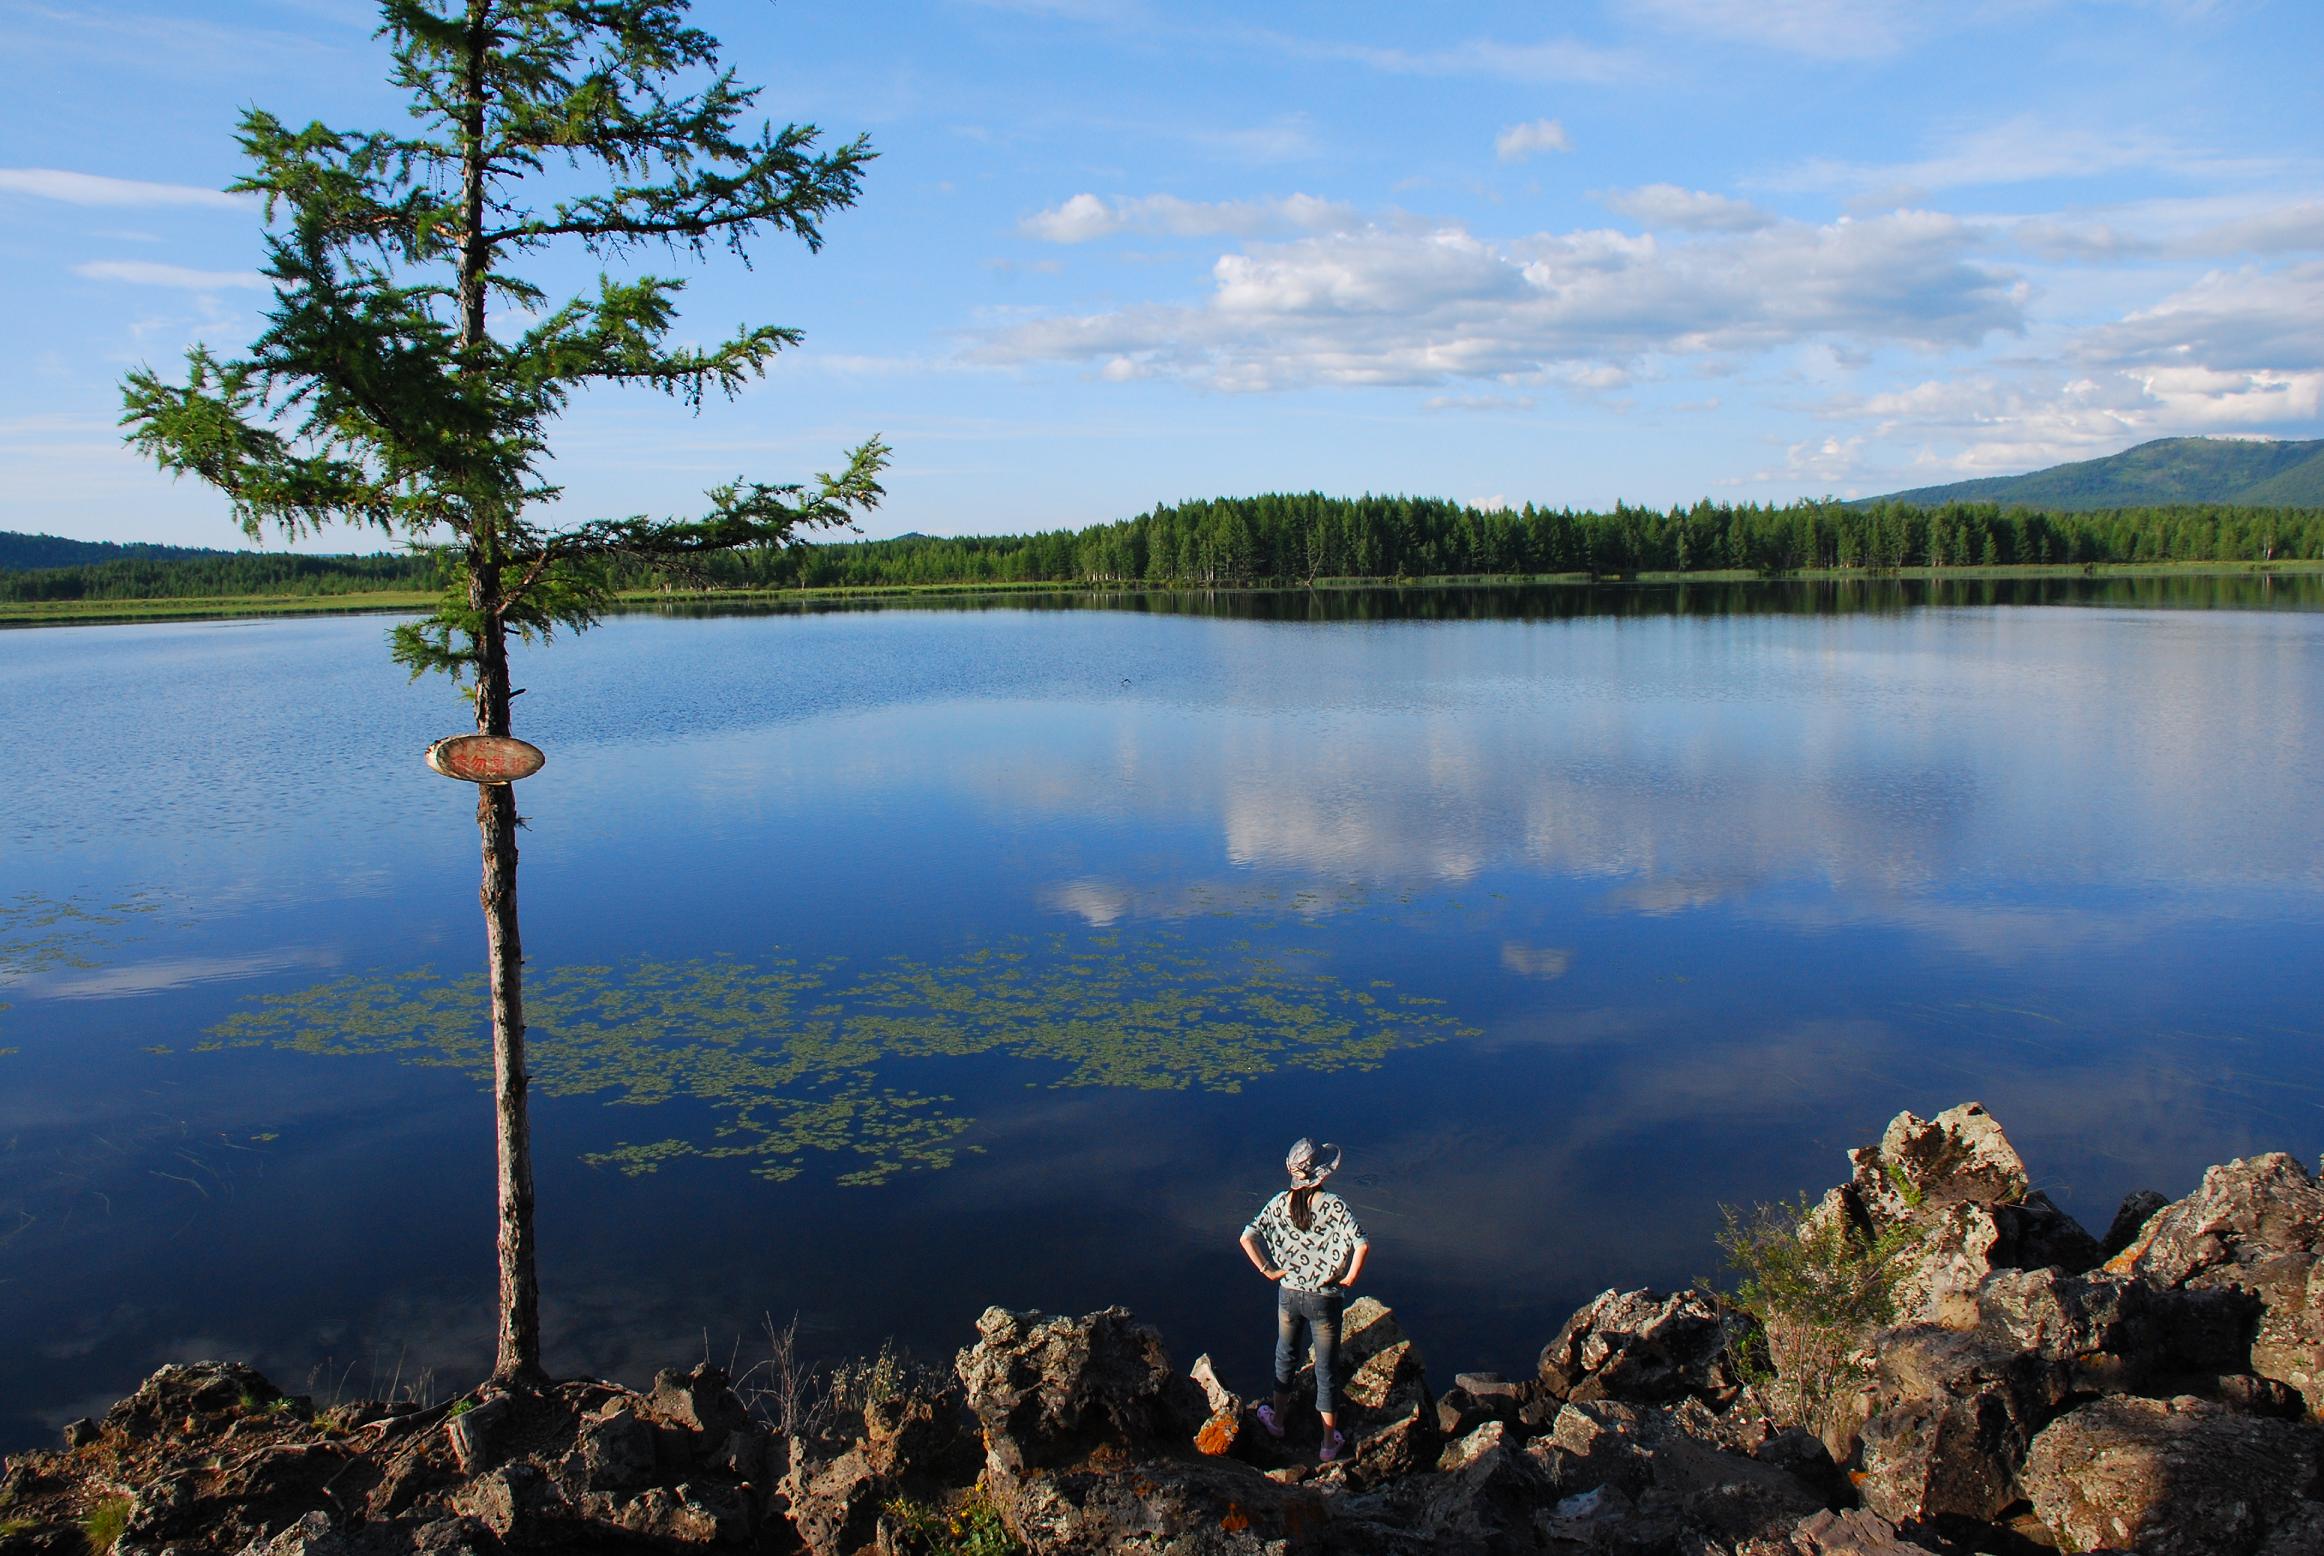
[473,592,544,1385]
[454,0,542,1389]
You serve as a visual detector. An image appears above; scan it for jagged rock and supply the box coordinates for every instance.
[1331,1300,1438,1482]
[635,1364,752,1468]
[103,1361,285,1440]
[782,1443,884,1556]
[1188,1353,1242,1456]
[602,1481,751,1545]
[443,1396,511,1475]
[2107,1151,2324,1412]
[2255,1251,2324,1416]
[572,1405,657,1492]
[1366,1420,1556,1553]
[1635,1433,1826,1547]
[1545,1400,1654,1497]
[451,1462,566,1544]
[1850,1102,2030,1222]
[60,1417,98,1449]
[955,1305,1206,1474]
[1739,1507,1946,1555]
[1537,1287,1736,1407]
[1435,1386,1490,1440]
[2102,1188,2169,1257]
[1852,1327,2058,1525]
[985,1452,1333,1556]
[238,1511,500,1555]
[2107,1153,2324,1285]
[2020,1394,2324,1556]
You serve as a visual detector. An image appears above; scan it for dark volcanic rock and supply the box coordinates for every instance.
[2020,1394,2324,1556]
[2102,1188,2169,1258]
[1536,1287,1737,1407]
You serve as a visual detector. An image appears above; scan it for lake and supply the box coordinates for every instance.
[4,575,2322,1450]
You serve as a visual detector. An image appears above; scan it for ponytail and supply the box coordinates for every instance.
[1288,1185,1318,1231]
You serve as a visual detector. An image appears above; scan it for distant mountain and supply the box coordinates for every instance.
[1870,436,2324,511]
[0,531,234,572]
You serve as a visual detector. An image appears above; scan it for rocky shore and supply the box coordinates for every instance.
[6,1101,2324,1555]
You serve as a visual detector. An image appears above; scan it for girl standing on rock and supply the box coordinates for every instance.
[1239,1137,1371,1462]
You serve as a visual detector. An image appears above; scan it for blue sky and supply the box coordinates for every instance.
[2,0,2320,547]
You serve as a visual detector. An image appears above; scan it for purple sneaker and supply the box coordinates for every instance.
[1318,1428,1346,1463]
[1255,1403,1285,1440]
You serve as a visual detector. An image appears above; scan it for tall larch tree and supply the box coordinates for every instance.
[120,0,884,1385]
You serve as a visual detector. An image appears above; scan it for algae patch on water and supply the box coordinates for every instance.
[204,929,1473,1185]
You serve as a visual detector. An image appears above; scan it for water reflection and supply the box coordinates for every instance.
[2,578,2320,1456]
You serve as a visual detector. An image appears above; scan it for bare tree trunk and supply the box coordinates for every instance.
[457,0,542,1388]
[474,592,543,1384]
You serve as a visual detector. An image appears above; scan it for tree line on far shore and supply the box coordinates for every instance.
[8,494,2322,603]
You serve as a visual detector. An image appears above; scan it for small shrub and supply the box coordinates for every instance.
[446,1399,473,1419]
[83,1496,133,1554]
[1717,1192,1915,1425]
[884,1491,1022,1556]
[0,1515,38,1538]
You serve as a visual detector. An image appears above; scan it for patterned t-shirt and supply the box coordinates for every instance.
[1243,1191,1367,1293]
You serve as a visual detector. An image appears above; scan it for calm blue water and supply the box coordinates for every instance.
[4,578,2322,1449]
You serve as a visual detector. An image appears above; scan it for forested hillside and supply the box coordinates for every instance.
[1871,437,2324,512]
[0,532,231,571]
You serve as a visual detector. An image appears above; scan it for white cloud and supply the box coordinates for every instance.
[980,211,2023,391]
[1762,115,2274,198]
[1021,191,1356,244]
[0,168,245,209]
[1600,184,1773,232]
[2081,261,2324,371]
[74,259,268,290]
[1837,260,2324,477]
[1495,119,1571,164]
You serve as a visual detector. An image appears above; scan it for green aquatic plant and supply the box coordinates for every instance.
[0,892,162,1041]
[205,926,1473,1186]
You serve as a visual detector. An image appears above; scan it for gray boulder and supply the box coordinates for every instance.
[2020,1394,2324,1555]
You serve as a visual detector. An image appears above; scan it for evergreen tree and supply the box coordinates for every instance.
[119,0,883,1383]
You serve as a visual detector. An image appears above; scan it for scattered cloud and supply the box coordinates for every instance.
[2080,261,2324,371]
[0,168,245,209]
[1838,274,2324,477]
[1634,0,1921,60]
[1761,115,2275,198]
[1245,27,1643,86]
[1600,184,1773,233]
[980,211,2023,391]
[1495,119,1571,164]
[1022,191,1355,244]
[73,259,268,289]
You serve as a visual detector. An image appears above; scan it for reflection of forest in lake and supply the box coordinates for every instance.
[198,927,1472,1184]
[641,569,2324,624]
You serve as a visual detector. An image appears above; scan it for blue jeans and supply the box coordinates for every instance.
[1274,1286,1344,1415]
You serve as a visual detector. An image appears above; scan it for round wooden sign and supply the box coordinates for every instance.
[425,734,546,784]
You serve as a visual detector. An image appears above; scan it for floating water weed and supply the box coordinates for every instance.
[204,926,1474,1185]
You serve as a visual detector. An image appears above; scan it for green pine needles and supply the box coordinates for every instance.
[119,0,887,687]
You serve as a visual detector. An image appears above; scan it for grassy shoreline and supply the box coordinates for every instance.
[3,558,2319,628]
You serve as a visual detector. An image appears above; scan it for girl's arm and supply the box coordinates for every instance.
[1240,1229,1284,1281]
[1338,1240,1370,1290]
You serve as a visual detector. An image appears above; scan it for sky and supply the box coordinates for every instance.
[2,0,2321,548]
